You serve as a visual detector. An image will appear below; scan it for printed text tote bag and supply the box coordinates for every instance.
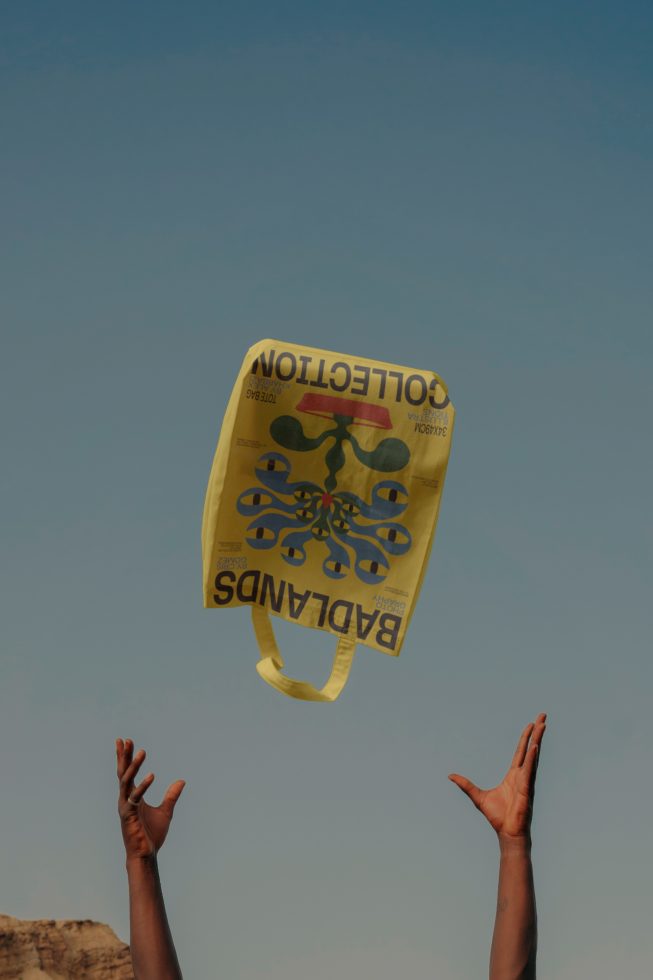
[202,340,455,701]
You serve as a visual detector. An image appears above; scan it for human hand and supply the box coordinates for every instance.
[448,713,546,844]
[116,738,186,861]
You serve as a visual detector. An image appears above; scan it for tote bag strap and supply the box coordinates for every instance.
[251,605,356,702]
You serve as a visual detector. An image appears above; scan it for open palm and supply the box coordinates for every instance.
[449,713,546,840]
[116,738,185,859]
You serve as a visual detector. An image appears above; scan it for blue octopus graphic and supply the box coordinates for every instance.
[237,452,412,585]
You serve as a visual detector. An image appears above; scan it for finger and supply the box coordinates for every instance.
[531,721,546,750]
[160,780,186,817]
[116,738,134,779]
[531,715,547,741]
[531,721,546,776]
[120,748,146,801]
[448,774,484,809]
[116,738,133,778]
[521,742,539,794]
[511,723,534,768]
[128,772,155,806]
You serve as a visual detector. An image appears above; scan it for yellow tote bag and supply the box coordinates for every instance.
[202,340,455,701]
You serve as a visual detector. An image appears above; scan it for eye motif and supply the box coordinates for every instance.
[311,524,329,540]
[239,490,273,511]
[375,484,407,506]
[263,454,289,474]
[282,544,305,565]
[246,524,276,546]
[324,558,347,579]
[357,558,387,581]
[376,525,409,545]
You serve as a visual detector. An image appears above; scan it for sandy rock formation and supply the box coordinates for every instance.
[0,914,133,979]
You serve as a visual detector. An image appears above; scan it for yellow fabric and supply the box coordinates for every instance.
[252,606,356,702]
[202,339,455,700]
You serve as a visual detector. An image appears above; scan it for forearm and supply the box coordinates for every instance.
[126,855,183,980]
[489,838,537,980]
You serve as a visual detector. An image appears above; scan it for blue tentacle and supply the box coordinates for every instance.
[322,535,351,580]
[346,518,412,556]
[237,487,300,517]
[280,529,314,567]
[333,528,389,584]
[245,513,309,549]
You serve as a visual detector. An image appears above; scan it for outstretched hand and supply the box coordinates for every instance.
[449,713,546,842]
[116,738,186,861]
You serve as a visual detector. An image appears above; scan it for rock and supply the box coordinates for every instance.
[0,914,133,979]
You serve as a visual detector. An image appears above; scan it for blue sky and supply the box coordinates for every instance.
[1,4,652,978]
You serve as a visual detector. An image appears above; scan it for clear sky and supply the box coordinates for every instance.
[1,3,651,978]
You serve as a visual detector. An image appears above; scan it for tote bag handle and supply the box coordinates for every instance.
[251,606,356,702]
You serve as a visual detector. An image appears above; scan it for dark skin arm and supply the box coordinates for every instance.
[116,738,185,980]
[449,713,547,980]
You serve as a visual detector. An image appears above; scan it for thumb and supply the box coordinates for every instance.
[161,779,186,817]
[448,773,483,808]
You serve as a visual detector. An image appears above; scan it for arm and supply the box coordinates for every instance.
[116,738,186,980]
[491,836,536,979]
[449,713,546,980]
